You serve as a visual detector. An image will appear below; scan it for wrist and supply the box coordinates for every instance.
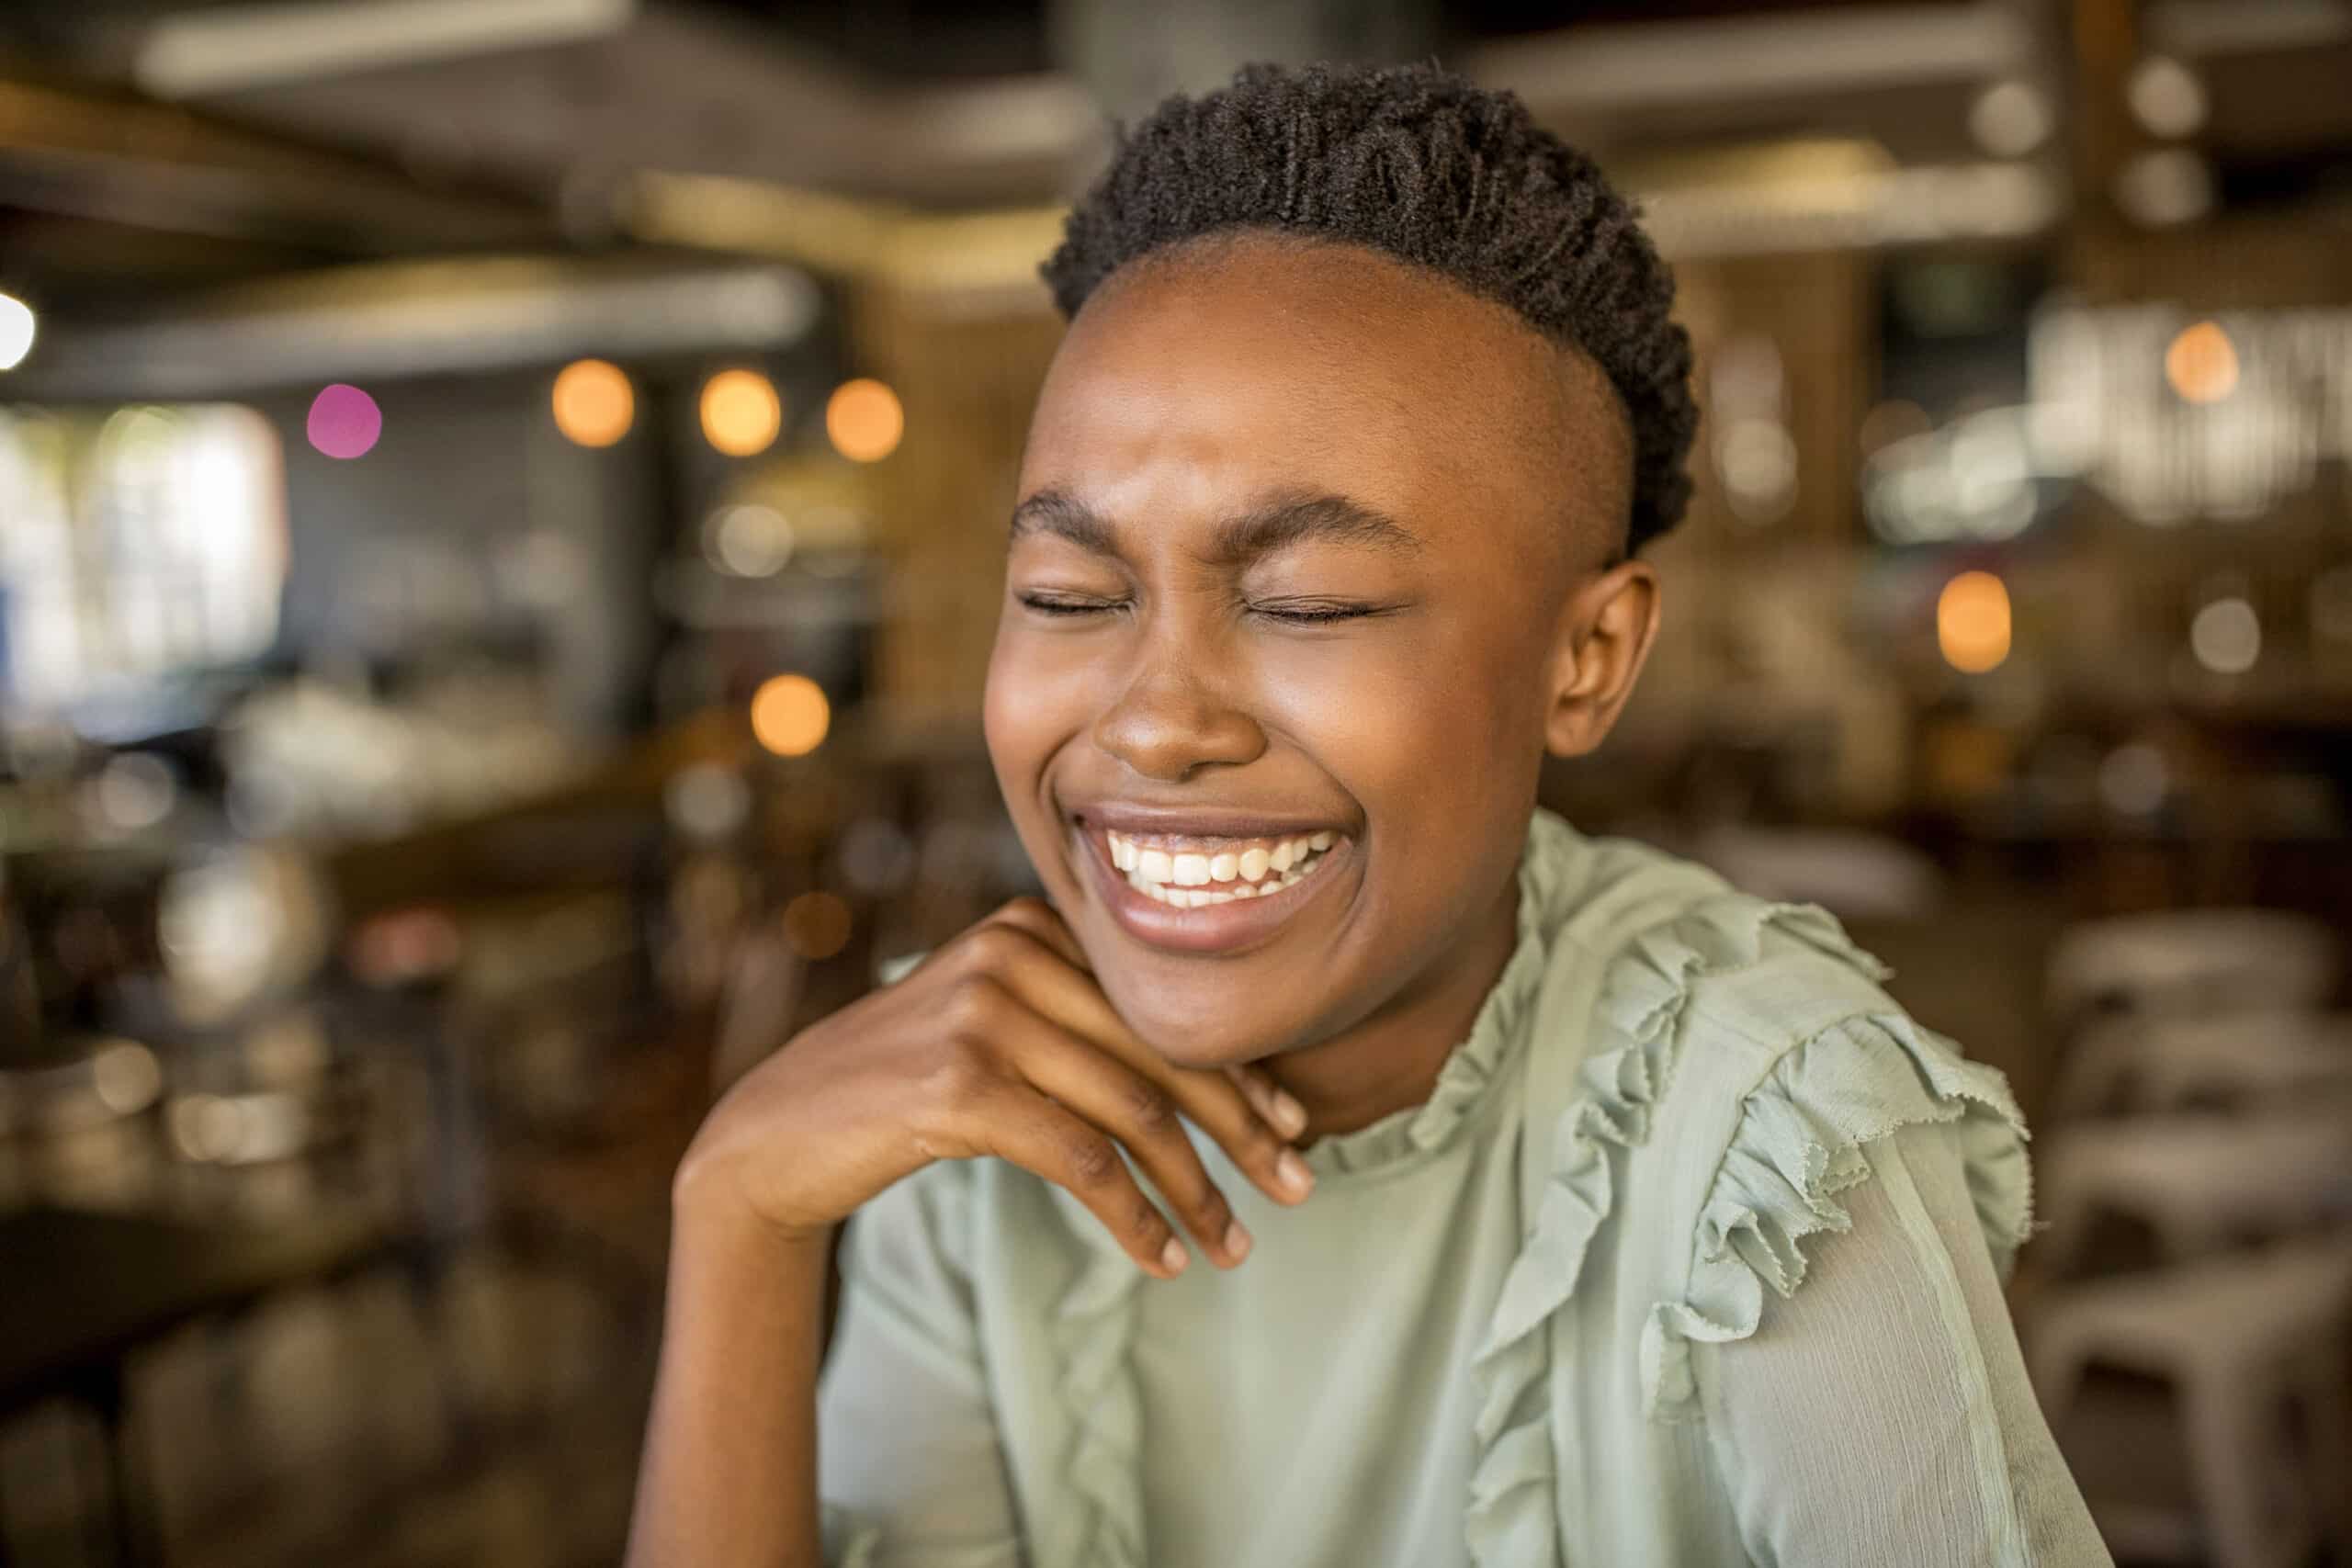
[671,1138,835,1264]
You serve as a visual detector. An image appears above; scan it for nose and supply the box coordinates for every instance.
[1091,624,1266,783]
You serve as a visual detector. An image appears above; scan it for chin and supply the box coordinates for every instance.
[1113,989,1295,1071]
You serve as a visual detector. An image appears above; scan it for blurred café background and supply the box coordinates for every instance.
[1,0,2349,1563]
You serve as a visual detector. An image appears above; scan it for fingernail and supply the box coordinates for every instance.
[1159,1235,1189,1274]
[1222,1220,1251,1262]
[1271,1090,1308,1137]
[1276,1149,1314,1198]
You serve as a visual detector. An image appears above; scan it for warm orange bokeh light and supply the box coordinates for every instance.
[701,368,783,457]
[2165,321,2238,404]
[825,378,904,463]
[750,673,830,756]
[1938,570,2012,673]
[783,891,854,959]
[551,358,634,447]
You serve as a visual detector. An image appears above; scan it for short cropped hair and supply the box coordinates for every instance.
[1040,60,1698,557]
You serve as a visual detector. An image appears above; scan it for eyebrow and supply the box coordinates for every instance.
[1008,488,1426,565]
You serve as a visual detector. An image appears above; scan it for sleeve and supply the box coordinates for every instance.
[816,1164,1026,1568]
[1694,1121,2113,1568]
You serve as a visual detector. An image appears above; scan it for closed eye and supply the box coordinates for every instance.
[1016,593,1124,616]
[1252,602,1390,625]
[1014,593,1398,625]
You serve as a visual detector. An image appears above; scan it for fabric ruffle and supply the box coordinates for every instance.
[1637,1008,2031,1422]
[1049,1239,1147,1567]
[1464,892,1901,1565]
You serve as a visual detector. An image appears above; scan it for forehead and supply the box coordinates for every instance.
[1019,234,1628,555]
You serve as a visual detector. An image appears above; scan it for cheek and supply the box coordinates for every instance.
[1264,637,1526,824]
[984,628,1110,871]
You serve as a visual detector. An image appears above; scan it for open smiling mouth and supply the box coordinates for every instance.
[1071,821,1354,954]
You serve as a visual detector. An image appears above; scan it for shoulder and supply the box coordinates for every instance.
[1583,888,2031,1420]
[1509,839,2032,1421]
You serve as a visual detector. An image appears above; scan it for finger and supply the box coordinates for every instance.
[967,1078,1191,1279]
[984,897,1091,972]
[1013,1018,1251,1268]
[978,926,1309,1208]
[1224,1063,1308,1140]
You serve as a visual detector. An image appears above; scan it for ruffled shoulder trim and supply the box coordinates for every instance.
[1466,889,1882,1562]
[1637,1007,2031,1421]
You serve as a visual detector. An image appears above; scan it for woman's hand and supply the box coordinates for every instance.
[676,897,1314,1276]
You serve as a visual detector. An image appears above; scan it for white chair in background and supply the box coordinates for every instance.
[2046,908,2339,1027]
[1686,823,1946,920]
[2032,1108,2352,1276]
[2028,1235,2352,1568]
[2051,1010,2352,1120]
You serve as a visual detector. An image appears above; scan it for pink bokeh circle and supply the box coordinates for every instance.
[307,384,382,460]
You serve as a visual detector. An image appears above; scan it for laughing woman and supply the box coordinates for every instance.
[626,62,2110,1568]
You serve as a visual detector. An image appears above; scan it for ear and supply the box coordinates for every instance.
[1542,557,1662,759]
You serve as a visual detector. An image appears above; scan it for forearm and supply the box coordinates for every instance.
[626,1163,835,1568]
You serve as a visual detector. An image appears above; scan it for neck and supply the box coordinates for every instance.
[1262,873,1523,1145]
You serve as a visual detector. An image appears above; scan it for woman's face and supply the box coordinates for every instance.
[985,232,1657,1067]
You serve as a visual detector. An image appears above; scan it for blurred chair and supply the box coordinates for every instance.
[1685,823,1945,919]
[2051,1010,2352,1120]
[2046,908,2339,1028]
[2029,1235,2352,1568]
[2034,1109,2352,1277]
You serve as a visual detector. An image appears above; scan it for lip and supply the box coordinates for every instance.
[1070,818,1354,955]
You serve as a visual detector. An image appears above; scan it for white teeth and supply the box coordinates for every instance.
[1107,825,1342,908]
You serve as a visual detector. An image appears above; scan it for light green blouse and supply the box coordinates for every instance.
[816,807,2111,1566]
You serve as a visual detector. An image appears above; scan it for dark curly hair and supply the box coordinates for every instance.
[1040,60,1697,558]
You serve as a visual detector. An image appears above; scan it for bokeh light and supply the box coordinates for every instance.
[783,891,854,960]
[2190,596,2261,674]
[750,673,830,756]
[2165,321,2238,404]
[1938,570,2012,673]
[1968,80,2052,158]
[2098,741,2169,816]
[701,368,782,457]
[663,762,752,842]
[92,1041,162,1115]
[307,384,382,459]
[0,290,35,370]
[826,378,904,462]
[93,752,177,830]
[2129,55,2207,139]
[552,358,634,447]
[705,503,796,577]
